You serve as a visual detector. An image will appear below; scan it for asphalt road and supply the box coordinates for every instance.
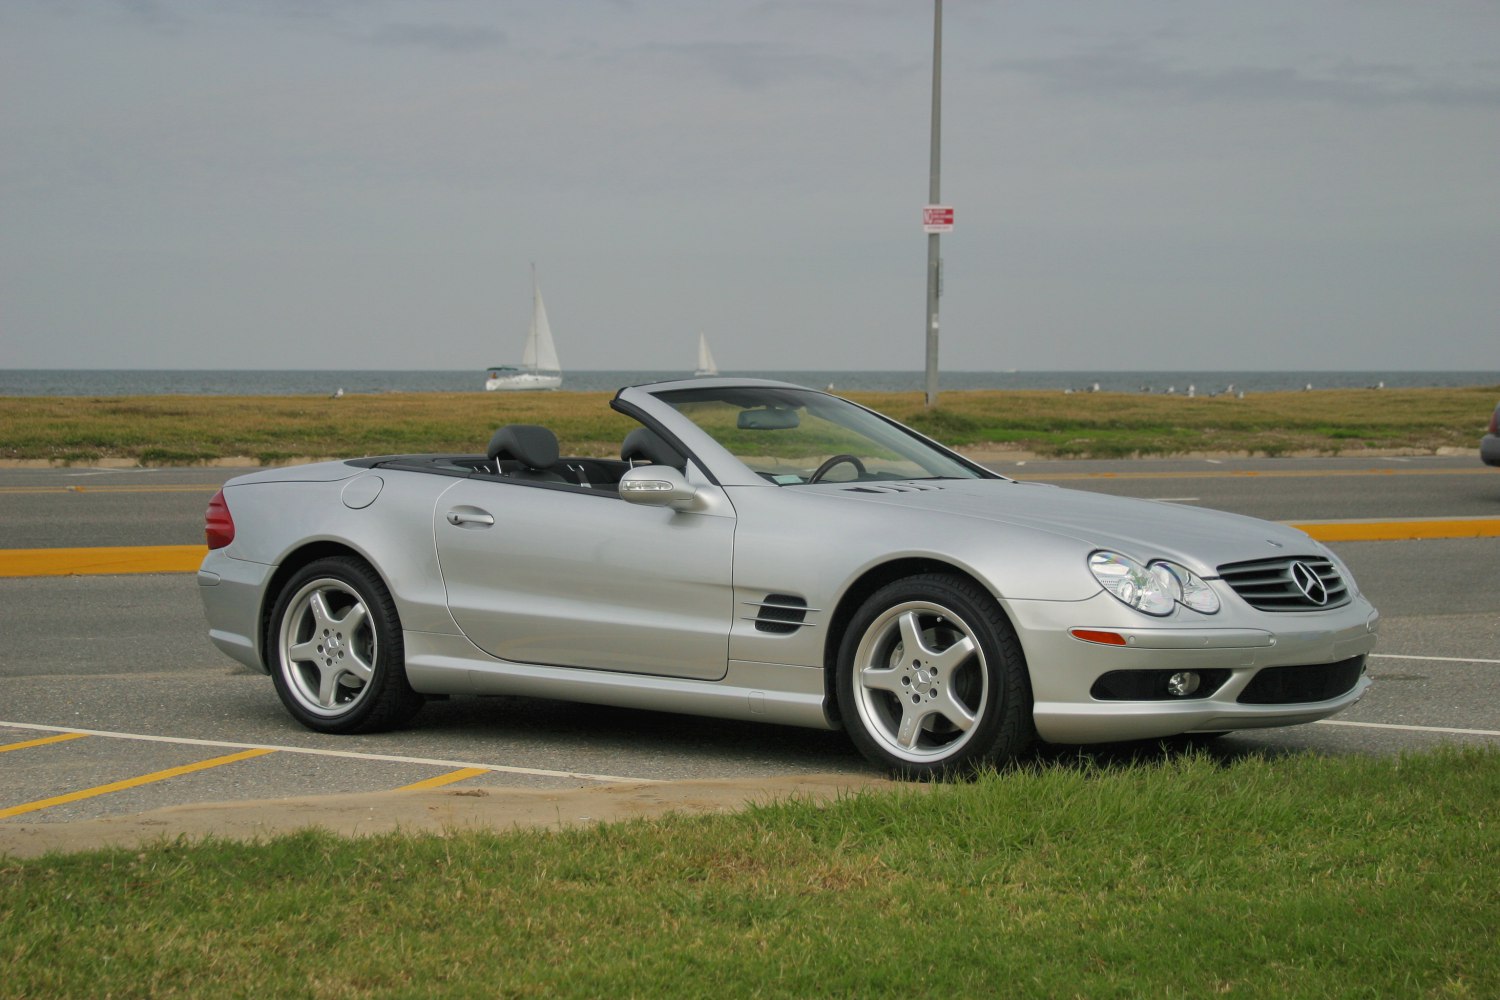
[2,457,1498,827]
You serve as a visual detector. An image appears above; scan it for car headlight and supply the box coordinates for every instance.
[1152,560,1221,614]
[1089,551,1221,616]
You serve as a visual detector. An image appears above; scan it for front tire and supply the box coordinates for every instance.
[836,574,1034,779]
[268,556,423,734]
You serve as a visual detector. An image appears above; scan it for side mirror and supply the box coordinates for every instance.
[619,465,702,511]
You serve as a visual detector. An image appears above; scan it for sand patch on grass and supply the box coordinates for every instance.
[0,774,900,858]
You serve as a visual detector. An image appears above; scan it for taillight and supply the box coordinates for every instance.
[205,489,235,550]
[1489,405,1499,436]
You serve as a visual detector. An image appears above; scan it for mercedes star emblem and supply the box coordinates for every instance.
[1289,561,1329,605]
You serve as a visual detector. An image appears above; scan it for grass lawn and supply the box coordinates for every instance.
[2,385,1496,464]
[3,747,1496,997]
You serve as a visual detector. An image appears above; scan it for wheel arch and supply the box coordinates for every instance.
[256,541,390,669]
[821,557,1013,725]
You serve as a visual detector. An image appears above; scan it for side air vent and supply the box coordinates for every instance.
[1216,555,1351,612]
[842,483,947,494]
[743,594,820,634]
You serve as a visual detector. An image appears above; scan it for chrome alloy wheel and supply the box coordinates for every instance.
[277,576,378,719]
[850,599,989,764]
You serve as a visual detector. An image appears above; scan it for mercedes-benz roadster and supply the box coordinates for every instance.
[199,379,1377,777]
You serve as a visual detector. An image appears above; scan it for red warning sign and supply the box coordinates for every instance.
[922,205,954,233]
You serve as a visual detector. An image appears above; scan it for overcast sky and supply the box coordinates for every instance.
[2,0,1496,373]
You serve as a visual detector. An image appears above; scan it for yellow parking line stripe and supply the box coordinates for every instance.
[0,747,274,820]
[0,721,659,784]
[0,544,205,577]
[0,733,87,753]
[1291,518,1500,542]
[398,767,491,791]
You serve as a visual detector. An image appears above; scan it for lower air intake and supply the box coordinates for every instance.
[1237,656,1366,705]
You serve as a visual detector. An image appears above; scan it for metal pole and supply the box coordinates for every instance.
[924,0,942,407]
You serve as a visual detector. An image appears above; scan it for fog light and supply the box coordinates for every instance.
[1166,671,1201,697]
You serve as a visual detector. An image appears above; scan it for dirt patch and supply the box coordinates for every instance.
[0,774,901,859]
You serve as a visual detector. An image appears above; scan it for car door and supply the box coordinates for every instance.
[432,476,735,681]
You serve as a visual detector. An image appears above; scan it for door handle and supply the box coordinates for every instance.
[446,509,495,527]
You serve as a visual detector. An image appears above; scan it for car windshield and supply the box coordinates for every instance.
[652,385,986,485]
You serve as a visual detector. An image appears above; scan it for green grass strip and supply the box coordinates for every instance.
[2,385,1497,463]
[3,746,1496,997]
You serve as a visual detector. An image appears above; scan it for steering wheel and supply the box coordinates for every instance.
[807,454,867,484]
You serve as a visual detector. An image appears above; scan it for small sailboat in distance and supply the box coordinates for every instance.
[694,333,719,377]
[485,264,562,391]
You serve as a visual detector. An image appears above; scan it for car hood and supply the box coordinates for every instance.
[824,479,1312,572]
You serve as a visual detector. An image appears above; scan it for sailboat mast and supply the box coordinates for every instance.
[528,262,538,375]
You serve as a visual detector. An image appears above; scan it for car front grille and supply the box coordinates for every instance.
[1216,555,1350,612]
[1237,656,1366,704]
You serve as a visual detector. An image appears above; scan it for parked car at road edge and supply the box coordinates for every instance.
[199,379,1378,778]
[1482,399,1500,467]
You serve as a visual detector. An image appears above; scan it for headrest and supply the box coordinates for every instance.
[487,424,560,470]
[621,427,685,470]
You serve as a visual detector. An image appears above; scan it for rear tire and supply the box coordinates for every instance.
[836,573,1034,779]
[267,556,423,734]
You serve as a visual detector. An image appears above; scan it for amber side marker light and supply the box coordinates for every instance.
[1070,628,1128,646]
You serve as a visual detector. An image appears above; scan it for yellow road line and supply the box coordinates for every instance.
[2,515,1498,580]
[0,747,275,820]
[0,733,87,754]
[0,544,205,577]
[398,767,491,791]
[1292,518,1500,542]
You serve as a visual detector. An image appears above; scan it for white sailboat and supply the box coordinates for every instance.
[485,265,562,391]
[693,333,719,377]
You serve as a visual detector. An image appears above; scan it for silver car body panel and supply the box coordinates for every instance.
[403,632,834,730]
[432,473,735,680]
[200,378,1379,745]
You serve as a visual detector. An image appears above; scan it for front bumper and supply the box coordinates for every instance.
[1007,590,1379,744]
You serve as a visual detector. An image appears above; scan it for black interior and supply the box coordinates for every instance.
[350,422,683,493]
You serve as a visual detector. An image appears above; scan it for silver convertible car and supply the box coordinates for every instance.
[199,379,1378,777]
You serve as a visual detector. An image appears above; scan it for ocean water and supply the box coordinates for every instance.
[1,369,1496,397]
